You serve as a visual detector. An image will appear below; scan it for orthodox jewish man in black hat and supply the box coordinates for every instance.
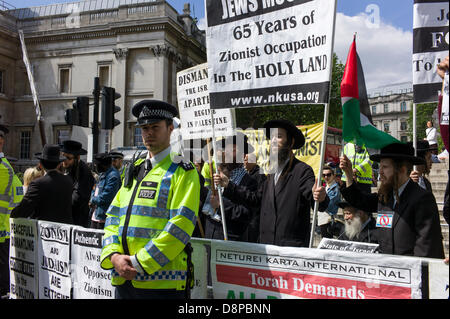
[214,119,328,247]
[11,144,73,224]
[204,131,258,242]
[339,142,444,258]
[60,140,95,227]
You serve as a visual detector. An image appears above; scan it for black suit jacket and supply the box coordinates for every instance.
[11,170,73,224]
[224,158,329,247]
[341,181,444,258]
[70,160,95,227]
[205,173,257,241]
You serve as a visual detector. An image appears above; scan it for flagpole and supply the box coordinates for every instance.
[209,111,228,241]
[309,0,337,248]
[413,103,417,172]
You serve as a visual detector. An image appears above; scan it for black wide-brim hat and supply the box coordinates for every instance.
[369,142,425,165]
[263,119,305,149]
[217,132,254,155]
[0,124,9,134]
[407,140,430,159]
[36,144,65,163]
[60,140,87,156]
[338,200,372,216]
[94,152,112,165]
[132,100,178,127]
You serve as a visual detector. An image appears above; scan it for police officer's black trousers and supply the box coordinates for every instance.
[115,280,185,299]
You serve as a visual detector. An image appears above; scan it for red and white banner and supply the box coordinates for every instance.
[211,240,422,299]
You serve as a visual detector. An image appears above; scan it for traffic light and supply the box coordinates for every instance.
[101,86,121,130]
[65,96,89,127]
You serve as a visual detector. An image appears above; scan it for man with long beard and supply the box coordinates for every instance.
[339,142,444,258]
[336,201,378,244]
[214,119,328,247]
[206,132,257,241]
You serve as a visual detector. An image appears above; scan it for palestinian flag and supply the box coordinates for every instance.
[341,38,401,149]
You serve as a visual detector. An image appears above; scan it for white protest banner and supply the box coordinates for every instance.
[9,218,38,299]
[71,227,114,299]
[205,0,335,109]
[177,63,235,139]
[317,238,379,254]
[190,238,209,299]
[37,221,71,299]
[428,260,449,299]
[412,0,449,103]
[211,240,422,299]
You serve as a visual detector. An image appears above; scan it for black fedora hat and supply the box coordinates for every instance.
[132,100,178,127]
[60,140,87,156]
[0,124,9,135]
[94,152,112,165]
[263,119,305,149]
[217,132,254,155]
[36,144,65,163]
[369,142,425,165]
[407,140,431,160]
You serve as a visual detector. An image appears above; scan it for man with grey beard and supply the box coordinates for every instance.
[336,201,378,244]
[339,142,444,258]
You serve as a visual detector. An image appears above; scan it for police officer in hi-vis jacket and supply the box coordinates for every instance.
[100,100,200,299]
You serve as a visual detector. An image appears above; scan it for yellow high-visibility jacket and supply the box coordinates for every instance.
[0,156,24,242]
[100,152,200,290]
[342,143,373,185]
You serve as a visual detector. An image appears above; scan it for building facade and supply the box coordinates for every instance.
[0,0,206,170]
[368,82,413,143]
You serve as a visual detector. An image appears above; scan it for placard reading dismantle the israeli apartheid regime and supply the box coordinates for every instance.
[177,63,236,140]
[205,0,335,109]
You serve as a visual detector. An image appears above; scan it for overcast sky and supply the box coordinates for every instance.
[9,0,415,89]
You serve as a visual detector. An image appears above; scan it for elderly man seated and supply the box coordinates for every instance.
[336,201,378,244]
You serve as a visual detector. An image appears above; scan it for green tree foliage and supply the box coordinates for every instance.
[407,102,443,151]
[234,53,345,129]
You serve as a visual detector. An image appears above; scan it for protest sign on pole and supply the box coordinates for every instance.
[428,259,449,299]
[317,238,379,254]
[190,238,209,299]
[412,0,449,103]
[37,221,71,299]
[177,63,235,139]
[205,0,336,109]
[9,218,38,299]
[211,240,422,299]
[71,227,114,299]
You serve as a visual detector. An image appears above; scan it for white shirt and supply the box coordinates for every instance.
[274,158,290,186]
[146,145,172,167]
[393,179,410,208]
[426,127,438,145]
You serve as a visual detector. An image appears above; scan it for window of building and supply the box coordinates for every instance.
[383,122,390,133]
[326,134,335,145]
[59,67,71,93]
[54,126,71,145]
[20,130,32,159]
[383,104,389,113]
[0,70,4,94]
[400,121,407,131]
[134,126,144,146]
[371,105,376,114]
[400,101,407,112]
[401,136,408,143]
[98,65,111,88]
